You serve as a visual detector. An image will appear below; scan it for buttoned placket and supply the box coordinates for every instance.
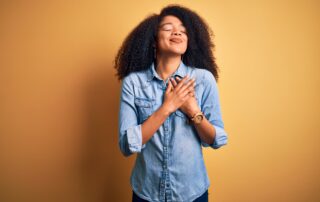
[159,78,173,202]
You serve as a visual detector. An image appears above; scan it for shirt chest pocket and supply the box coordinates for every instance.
[134,97,155,123]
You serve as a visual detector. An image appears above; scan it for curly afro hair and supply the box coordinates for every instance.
[114,4,220,82]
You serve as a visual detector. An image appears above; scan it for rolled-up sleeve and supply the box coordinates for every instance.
[200,72,228,149]
[118,76,146,157]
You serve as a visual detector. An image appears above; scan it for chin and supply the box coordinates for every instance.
[168,49,186,56]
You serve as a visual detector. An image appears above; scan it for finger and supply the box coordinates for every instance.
[175,75,189,91]
[174,77,181,89]
[170,77,178,88]
[188,86,195,96]
[175,76,195,83]
[186,86,195,97]
[188,81,196,91]
[165,80,173,94]
[175,76,190,83]
[177,78,195,94]
[181,92,191,101]
[175,77,181,82]
[191,91,195,97]
[175,77,184,86]
[180,85,194,98]
[176,76,195,87]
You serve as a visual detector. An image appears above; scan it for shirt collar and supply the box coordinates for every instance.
[147,60,188,82]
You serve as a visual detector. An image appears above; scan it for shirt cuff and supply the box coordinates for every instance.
[201,124,228,149]
[127,124,146,153]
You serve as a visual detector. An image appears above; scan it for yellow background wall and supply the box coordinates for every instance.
[1,0,319,201]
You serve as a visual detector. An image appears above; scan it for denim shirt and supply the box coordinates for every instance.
[118,61,228,202]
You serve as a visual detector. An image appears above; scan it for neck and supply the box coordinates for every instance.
[155,53,182,81]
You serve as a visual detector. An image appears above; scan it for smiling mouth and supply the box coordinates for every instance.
[170,39,183,43]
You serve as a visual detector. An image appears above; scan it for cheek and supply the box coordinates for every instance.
[156,39,166,49]
[183,40,188,49]
[182,36,188,46]
[157,34,169,45]
[184,36,188,44]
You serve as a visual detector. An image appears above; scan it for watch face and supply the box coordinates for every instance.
[195,115,204,123]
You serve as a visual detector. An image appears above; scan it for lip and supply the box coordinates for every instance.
[169,38,183,43]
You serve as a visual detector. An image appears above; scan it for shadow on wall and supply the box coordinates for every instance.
[79,60,135,202]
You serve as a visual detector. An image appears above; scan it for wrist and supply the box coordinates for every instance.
[186,107,201,118]
[189,111,204,125]
[161,103,174,116]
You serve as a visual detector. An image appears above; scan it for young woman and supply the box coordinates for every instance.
[114,4,228,202]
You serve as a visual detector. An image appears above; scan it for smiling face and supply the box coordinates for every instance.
[156,15,188,56]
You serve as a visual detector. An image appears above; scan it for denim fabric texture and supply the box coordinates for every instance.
[132,189,208,202]
[118,61,228,202]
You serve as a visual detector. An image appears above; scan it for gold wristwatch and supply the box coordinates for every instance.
[189,111,204,125]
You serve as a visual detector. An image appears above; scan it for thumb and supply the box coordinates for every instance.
[165,80,173,94]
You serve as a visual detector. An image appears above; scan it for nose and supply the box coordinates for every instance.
[172,30,182,36]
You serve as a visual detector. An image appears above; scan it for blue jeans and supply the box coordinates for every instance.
[132,190,208,202]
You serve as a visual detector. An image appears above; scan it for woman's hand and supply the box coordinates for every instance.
[171,76,201,118]
[162,75,194,114]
